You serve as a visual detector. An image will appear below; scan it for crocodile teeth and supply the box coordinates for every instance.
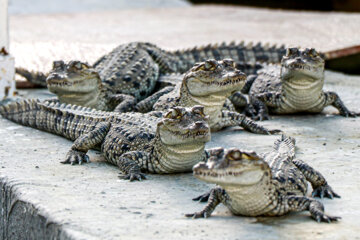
[205,77,244,86]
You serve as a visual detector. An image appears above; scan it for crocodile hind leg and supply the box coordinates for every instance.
[117,151,149,181]
[285,196,340,223]
[134,86,175,113]
[62,122,111,165]
[324,91,358,117]
[292,159,340,199]
[186,187,224,218]
[212,110,281,134]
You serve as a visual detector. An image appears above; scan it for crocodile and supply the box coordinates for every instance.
[0,99,212,181]
[16,41,285,111]
[242,47,357,120]
[186,135,340,223]
[137,59,281,134]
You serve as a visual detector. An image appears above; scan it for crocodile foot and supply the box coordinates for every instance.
[312,184,340,199]
[312,212,341,223]
[192,192,210,202]
[342,110,359,118]
[118,172,147,181]
[61,150,90,165]
[185,211,210,219]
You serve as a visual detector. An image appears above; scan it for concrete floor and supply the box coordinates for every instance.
[1,4,360,240]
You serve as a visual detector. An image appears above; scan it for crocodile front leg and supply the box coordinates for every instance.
[186,187,224,218]
[62,122,111,165]
[250,92,282,121]
[135,86,174,113]
[109,94,137,112]
[323,91,357,117]
[117,151,149,181]
[292,159,340,199]
[212,110,281,134]
[285,196,340,223]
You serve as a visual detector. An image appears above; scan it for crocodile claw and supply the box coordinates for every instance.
[252,112,269,121]
[267,129,282,135]
[192,192,210,202]
[314,213,341,223]
[343,111,359,118]
[118,172,147,181]
[61,150,90,165]
[185,211,209,219]
[312,184,340,199]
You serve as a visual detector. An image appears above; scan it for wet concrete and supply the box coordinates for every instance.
[1,4,360,240]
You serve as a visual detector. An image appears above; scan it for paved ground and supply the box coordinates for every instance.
[1,4,360,240]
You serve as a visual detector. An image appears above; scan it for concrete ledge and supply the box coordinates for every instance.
[1,71,360,239]
[0,179,68,239]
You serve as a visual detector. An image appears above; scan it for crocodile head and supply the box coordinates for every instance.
[157,105,211,145]
[281,48,324,81]
[193,148,269,186]
[47,60,101,94]
[184,59,246,96]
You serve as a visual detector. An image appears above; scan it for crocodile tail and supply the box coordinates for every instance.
[273,135,296,159]
[0,99,43,128]
[0,99,107,141]
[15,67,48,87]
[171,41,287,74]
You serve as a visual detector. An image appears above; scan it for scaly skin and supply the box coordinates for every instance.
[137,59,281,134]
[186,135,340,223]
[243,47,358,120]
[0,100,212,181]
[16,41,286,111]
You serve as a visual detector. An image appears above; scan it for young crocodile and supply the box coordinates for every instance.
[0,100,212,181]
[137,59,280,134]
[186,135,340,223]
[243,47,357,120]
[17,41,285,111]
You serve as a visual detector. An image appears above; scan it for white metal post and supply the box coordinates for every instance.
[0,0,15,99]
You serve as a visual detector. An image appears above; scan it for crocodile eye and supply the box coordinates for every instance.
[223,59,235,68]
[81,63,89,69]
[308,48,318,57]
[204,59,217,71]
[165,108,182,119]
[242,151,260,160]
[192,63,205,72]
[193,62,201,67]
[165,109,177,119]
[67,61,82,71]
[228,149,242,160]
[286,48,299,57]
[53,60,64,69]
[75,62,82,70]
[192,105,205,117]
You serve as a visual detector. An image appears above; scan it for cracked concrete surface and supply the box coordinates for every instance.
[1,4,360,240]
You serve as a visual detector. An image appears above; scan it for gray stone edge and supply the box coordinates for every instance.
[0,176,72,240]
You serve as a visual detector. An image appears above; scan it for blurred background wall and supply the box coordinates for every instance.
[190,0,360,12]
